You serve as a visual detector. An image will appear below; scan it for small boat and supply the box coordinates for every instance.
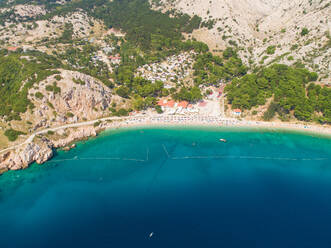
[219,138,227,143]
[149,232,154,238]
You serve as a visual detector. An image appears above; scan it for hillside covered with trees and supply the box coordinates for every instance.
[225,64,331,123]
[0,50,62,121]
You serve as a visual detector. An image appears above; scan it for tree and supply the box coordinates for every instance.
[4,128,25,141]
[301,28,309,36]
[116,86,130,98]
[266,46,276,55]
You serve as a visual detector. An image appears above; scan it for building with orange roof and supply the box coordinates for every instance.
[158,99,175,109]
[165,100,175,108]
[232,108,242,116]
[157,99,166,106]
[178,101,189,108]
[7,47,19,52]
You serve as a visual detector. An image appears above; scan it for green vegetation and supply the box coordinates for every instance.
[115,77,165,110]
[93,121,101,127]
[0,8,15,25]
[193,48,247,85]
[306,83,331,124]
[47,101,54,109]
[114,108,129,116]
[40,0,201,50]
[290,44,299,51]
[0,51,61,120]
[116,86,130,98]
[301,28,309,36]
[173,87,202,102]
[4,128,25,141]
[54,75,62,81]
[73,78,86,85]
[35,92,44,99]
[91,0,201,50]
[46,82,61,94]
[66,112,74,118]
[47,130,55,135]
[109,107,131,116]
[201,19,216,30]
[60,44,113,88]
[225,64,330,123]
[266,46,276,55]
[59,23,74,43]
[3,0,59,9]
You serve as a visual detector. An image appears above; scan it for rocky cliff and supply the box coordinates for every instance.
[152,0,331,80]
[0,142,53,173]
[0,126,99,174]
[0,68,113,175]
[26,69,112,129]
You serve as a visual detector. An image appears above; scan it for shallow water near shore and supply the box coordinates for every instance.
[1,127,331,248]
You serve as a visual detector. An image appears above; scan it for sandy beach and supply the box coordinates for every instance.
[98,115,331,137]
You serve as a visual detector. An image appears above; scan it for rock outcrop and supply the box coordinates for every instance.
[0,125,99,175]
[29,70,112,125]
[0,142,53,171]
[0,8,100,45]
[53,126,97,148]
[0,68,113,175]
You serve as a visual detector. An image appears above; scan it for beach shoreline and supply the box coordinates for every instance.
[1,115,330,175]
[103,116,331,138]
[108,123,331,138]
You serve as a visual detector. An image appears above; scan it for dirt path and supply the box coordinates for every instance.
[0,116,127,154]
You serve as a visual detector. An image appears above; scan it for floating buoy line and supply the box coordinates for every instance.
[47,145,329,163]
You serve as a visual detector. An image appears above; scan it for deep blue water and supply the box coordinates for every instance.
[1,127,331,248]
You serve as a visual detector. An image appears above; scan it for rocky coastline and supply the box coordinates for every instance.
[0,126,99,175]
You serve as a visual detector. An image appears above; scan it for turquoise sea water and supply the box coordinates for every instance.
[0,127,331,248]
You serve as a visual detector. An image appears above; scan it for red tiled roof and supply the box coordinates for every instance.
[178,101,189,108]
[157,99,166,106]
[233,109,242,113]
[7,47,19,51]
[158,99,175,108]
[166,100,175,108]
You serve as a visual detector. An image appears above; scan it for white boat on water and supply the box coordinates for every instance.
[149,232,154,238]
[219,138,227,142]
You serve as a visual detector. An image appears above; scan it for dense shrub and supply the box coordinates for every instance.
[4,128,25,141]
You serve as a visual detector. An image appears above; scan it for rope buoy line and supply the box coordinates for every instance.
[47,144,329,163]
[163,144,328,161]
[49,157,146,163]
[48,156,328,164]
[146,148,150,161]
[170,156,329,161]
[162,144,170,158]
